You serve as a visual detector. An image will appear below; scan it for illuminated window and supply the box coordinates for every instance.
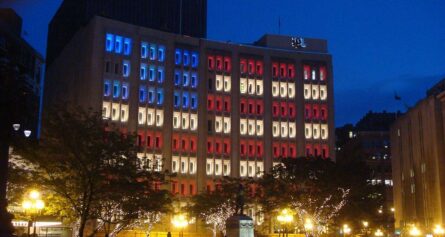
[105,33,114,52]
[312,85,320,100]
[215,116,223,133]
[183,72,190,87]
[223,76,231,92]
[156,89,164,105]
[190,93,198,110]
[216,75,223,91]
[321,124,328,140]
[172,156,180,173]
[279,82,288,98]
[158,45,165,62]
[120,104,129,122]
[183,50,190,66]
[115,35,123,53]
[181,113,190,130]
[223,117,231,134]
[123,38,131,55]
[104,80,111,97]
[191,72,198,88]
[102,102,111,119]
[190,114,198,131]
[224,57,231,72]
[240,119,247,135]
[312,68,316,80]
[320,85,327,100]
[182,92,189,109]
[272,82,279,97]
[113,81,120,98]
[313,124,320,139]
[280,122,288,138]
[140,64,147,80]
[240,78,247,94]
[156,110,164,127]
[174,91,181,108]
[304,84,311,100]
[122,60,130,77]
[248,119,256,136]
[305,123,312,139]
[173,112,181,129]
[288,83,295,98]
[174,70,181,86]
[111,103,120,121]
[320,66,327,81]
[175,49,182,65]
[148,66,155,82]
[121,82,129,100]
[247,79,255,95]
[138,86,146,103]
[145,108,154,126]
[149,45,156,61]
[157,67,164,83]
[289,123,296,138]
[141,42,148,58]
[256,80,263,96]
[303,65,310,80]
[138,107,146,125]
[191,52,199,68]
[256,120,264,136]
[272,122,280,138]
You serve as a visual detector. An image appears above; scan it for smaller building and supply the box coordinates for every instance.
[391,78,445,233]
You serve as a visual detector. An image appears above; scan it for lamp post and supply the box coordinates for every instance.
[409,225,421,237]
[277,209,293,237]
[342,224,351,237]
[434,225,445,236]
[171,214,188,237]
[22,190,45,237]
[304,218,314,237]
[375,229,384,237]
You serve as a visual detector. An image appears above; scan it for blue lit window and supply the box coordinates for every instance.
[105,34,114,52]
[191,52,199,68]
[141,42,148,58]
[182,92,189,109]
[123,60,130,77]
[183,50,190,66]
[174,70,181,86]
[157,67,164,84]
[104,80,111,96]
[148,87,156,104]
[113,81,120,98]
[115,35,123,53]
[139,86,147,103]
[191,72,198,88]
[191,93,198,110]
[149,66,156,82]
[183,72,190,87]
[158,45,165,62]
[175,49,182,65]
[122,82,129,100]
[156,88,164,105]
[123,38,132,55]
[140,64,147,80]
[174,91,181,108]
[149,45,156,60]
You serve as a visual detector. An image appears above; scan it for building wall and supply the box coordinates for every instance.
[391,89,445,230]
[44,16,335,196]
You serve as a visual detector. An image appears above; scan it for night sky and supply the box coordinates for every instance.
[2,0,444,126]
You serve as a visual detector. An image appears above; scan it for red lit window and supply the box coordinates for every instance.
[305,104,312,120]
[272,101,280,118]
[216,96,223,111]
[224,96,231,112]
[320,105,328,120]
[320,66,327,81]
[224,57,231,72]
[279,64,287,78]
[272,63,279,78]
[303,65,311,80]
[181,183,185,195]
[248,99,255,115]
[248,59,255,74]
[207,95,214,110]
[280,102,288,117]
[255,61,263,76]
[248,140,255,157]
[314,144,321,157]
[172,182,178,194]
[240,140,247,157]
[256,100,264,115]
[146,131,154,148]
[208,56,215,70]
[172,133,180,151]
[155,132,162,149]
[322,145,329,159]
[223,139,230,155]
[216,56,223,71]
[240,59,247,74]
[313,104,319,120]
[288,64,295,79]
[207,137,213,154]
[189,183,195,195]
[181,136,189,152]
[281,143,288,158]
[305,144,313,157]
[190,136,197,153]
[289,144,297,158]
[240,98,248,114]
[289,103,296,118]
[215,138,223,154]
[256,141,264,157]
[137,132,144,147]
[273,142,280,158]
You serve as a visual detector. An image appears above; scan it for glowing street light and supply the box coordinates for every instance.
[375,229,384,236]
[22,190,45,237]
[343,224,352,237]
[277,209,293,237]
[363,221,369,228]
[409,226,421,236]
[304,218,314,231]
[434,225,445,236]
[172,214,189,237]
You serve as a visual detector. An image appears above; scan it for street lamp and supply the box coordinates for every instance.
[343,224,351,237]
[277,209,293,237]
[434,225,445,236]
[375,229,384,237]
[22,190,45,237]
[172,214,188,237]
[409,226,421,237]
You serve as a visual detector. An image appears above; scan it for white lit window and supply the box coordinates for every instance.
[255,80,264,96]
[102,102,111,119]
[138,107,146,125]
[304,84,311,100]
[154,154,163,172]
[280,122,288,138]
[155,110,164,127]
[256,162,264,178]
[216,75,223,91]
[288,83,295,99]
[215,116,223,133]
[223,117,231,134]
[206,159,214,176]
[189,157,197,174]
[313,124,320,139]
[272,82,279,97]
[256,120,264,136]
[248,119,256,136]
[240,78,247,94]
[190,114,198,131]
[111,103,120,121]
[181,113,190,130]
[223,76,231,92]
[312,85,320,100]
[215,159,223,176]
[240,161,247,177]
[305,123,313,139]
[312,69,316,80]
[240,119,247,135]
[279,82,288,98]
[120,104,129,122]
[248,161,255,177]
[147,108,155,126]
[173,112,181,129]
[172,156,180,173]
[320,85,327,100]
[321,124,328,140]
[272,121,280,138]
[289,122,296,138]
[223,160,231,176]
[180,157,188,174]
[247,79,255,95]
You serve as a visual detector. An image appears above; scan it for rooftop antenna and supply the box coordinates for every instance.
[278,17,281,35]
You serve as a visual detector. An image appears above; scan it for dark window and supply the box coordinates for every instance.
[105,61,110,72]
[114,63,119,74]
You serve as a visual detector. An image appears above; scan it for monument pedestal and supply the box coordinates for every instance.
[226,215,254,237]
